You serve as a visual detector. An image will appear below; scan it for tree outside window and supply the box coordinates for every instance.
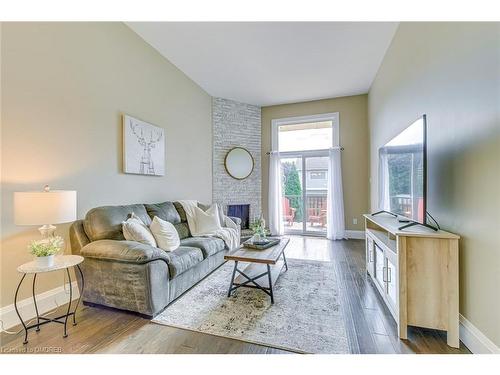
[281,161,303,221]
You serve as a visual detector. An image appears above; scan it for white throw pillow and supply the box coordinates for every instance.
[122,213,156,247]
[149,216,180,252]
[194,204,222,234]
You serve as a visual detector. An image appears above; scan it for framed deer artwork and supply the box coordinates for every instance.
[123,114,165,176]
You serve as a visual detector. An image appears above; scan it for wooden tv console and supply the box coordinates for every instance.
[363,213,460,348]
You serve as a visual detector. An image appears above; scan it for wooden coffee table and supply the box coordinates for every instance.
[224,237,289,304]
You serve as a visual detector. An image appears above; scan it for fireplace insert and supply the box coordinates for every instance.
[227,204,250,230]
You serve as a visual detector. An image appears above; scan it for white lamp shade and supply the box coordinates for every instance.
[14,190,77,225]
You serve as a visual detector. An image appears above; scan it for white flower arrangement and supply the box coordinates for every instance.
[249,216,268,237]
[28,236,64,257]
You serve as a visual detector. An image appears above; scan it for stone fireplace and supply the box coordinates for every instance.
[212,97,262,227]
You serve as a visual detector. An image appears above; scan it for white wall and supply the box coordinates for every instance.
[369,22,500,347]
[1,22,213,307]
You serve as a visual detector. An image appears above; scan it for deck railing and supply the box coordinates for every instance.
[283,193,327,226]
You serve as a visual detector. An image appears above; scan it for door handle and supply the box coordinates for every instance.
[387,267,391,283]
[382,266,387,282]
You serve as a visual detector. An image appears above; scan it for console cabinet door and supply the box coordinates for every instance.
[386,254,398,312]
[366,234,375,276]
[374,244,386,291]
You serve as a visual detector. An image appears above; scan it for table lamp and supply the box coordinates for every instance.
[14,185,77,238]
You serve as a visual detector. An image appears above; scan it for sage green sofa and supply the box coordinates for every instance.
[69,201,240,317]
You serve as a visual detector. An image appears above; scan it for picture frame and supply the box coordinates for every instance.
[123,114,165,176]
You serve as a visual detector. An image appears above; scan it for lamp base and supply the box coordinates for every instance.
[38,224,56,238]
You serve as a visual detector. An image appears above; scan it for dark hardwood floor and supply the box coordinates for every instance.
[0,236,470,354]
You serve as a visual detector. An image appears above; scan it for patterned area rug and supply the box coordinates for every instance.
[152,258,349,353]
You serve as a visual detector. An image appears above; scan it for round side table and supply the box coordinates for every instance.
[15,255,84,344]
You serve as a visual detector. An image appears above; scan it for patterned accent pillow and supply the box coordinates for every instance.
[174,223,191,239]
[173,201,188,222]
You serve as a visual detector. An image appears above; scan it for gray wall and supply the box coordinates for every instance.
[1,22,213,307]
[212,97,262,221]
[369,22,500,346]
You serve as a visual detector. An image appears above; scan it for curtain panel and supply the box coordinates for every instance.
[327,148,346,240]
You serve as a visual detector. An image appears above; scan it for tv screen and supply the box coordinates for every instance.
[379,115,426,224]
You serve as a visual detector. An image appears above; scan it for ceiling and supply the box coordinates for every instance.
[127,22,398,107]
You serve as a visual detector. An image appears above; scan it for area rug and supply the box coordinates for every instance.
[152,259,349,354]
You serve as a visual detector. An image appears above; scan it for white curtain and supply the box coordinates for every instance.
[379,149,391,211]
[268,151,284,236]
[327,148,346,240]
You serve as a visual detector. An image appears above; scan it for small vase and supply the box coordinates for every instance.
[35,255,55,268]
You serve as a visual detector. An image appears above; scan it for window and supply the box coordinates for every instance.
[310,171,326,180]
[278,121,333,152]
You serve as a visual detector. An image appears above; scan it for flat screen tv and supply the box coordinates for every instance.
[378,115,427,225]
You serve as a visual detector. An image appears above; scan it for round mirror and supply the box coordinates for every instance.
[224,147,254,180]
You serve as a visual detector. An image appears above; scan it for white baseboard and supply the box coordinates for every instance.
[0,281,80,332]
[346,230,365,240]
[459,314,500,354]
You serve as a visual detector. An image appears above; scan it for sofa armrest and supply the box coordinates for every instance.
[228,216,242,226]
[81,240,170,265]
[70,220,91,256]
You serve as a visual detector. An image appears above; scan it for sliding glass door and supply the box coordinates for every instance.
[272,112,339,237]
[304,156,329,234]
[280,156,303,232]
[280,153,328,236]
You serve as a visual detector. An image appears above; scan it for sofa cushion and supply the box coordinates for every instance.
[80,240,202,279]
[164,246,204,279]
[144,202,181,224]
[84,204,151,241]
[180,237,225,258]
[80,240,169,264]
